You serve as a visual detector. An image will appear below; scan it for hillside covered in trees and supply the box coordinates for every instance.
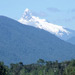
[0,59,75,75]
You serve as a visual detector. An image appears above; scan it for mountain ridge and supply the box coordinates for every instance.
[0,16,75,65]
[19,8,69,37]
[18,9,75,44]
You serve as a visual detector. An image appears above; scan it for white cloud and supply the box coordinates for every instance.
[18,8,69,37]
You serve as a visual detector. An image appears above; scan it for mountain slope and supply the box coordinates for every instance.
[0,16,75,65]
[60,28,75,44]
[67,37,75,45]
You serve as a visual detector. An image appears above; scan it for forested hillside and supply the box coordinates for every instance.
[0,59,75,75]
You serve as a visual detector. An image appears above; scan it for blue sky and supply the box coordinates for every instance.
[0,0,75,30]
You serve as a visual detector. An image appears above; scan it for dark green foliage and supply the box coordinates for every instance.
[0,59,75,75]
[0,62,9,75]
[37,59,45,65]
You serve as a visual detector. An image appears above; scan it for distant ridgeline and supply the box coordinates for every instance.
[0,59,75,75]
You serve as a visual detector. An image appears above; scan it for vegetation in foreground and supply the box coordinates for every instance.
[0,59,75,75]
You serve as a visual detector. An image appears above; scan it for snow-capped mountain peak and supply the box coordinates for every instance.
[19,9,69,36]
[22,8,32,20]
[25,8,29,12]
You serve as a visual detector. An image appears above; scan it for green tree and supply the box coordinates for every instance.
[37,59,45,65]
[19,68,26,75]
[0,62,8,75]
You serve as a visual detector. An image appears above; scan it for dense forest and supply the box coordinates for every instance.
[0,59,75,75]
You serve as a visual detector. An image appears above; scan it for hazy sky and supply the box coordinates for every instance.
[0,0,75,30]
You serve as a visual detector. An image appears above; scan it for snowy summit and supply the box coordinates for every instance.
[19,8,69,36]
